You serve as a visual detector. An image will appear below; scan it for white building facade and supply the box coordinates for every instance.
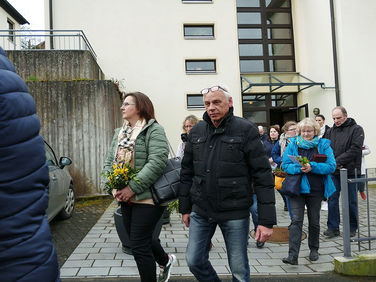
[0,0,29,49]
[45,0,376,168]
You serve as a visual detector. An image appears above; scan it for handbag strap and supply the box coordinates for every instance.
[166,138,177,158]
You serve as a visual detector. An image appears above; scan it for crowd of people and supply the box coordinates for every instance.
[103,83,368,280]
[2,45,370,281]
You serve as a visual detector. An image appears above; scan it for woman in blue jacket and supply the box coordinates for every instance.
[281,118,336,265]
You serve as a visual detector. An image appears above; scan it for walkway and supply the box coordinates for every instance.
[60,189,376,279]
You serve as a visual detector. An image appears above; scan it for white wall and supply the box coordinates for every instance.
[292,0,336,120]
[46,0,241,151]
[335,0,376,168]
[293,0,376,168]
[0,7,21,50]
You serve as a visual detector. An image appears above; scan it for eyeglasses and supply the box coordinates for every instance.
[200,85,228,95]
[122,102,136,107]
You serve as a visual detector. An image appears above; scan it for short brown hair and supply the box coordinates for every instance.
[281,121,297,133]
[333,106,347,115]
[123,92,156,122]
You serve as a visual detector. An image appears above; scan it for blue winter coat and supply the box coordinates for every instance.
[282,137,336,199]
[0,48,60,281]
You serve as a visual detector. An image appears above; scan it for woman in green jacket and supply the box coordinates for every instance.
[103,92,175,282]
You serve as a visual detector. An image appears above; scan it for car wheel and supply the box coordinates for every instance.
[59,183,75,219]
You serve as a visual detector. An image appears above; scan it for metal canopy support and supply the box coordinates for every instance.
[241,73,325,94]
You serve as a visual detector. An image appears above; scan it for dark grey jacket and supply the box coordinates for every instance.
[323,118,364,176]
[179,108,276,227]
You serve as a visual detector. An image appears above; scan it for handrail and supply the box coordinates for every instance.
[0,29,97,59]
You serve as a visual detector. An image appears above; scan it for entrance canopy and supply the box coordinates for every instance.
[241,73,324,94]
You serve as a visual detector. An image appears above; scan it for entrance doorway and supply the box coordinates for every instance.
[242,92,309,129]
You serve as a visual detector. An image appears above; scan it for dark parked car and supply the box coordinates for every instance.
[44,141,75,221]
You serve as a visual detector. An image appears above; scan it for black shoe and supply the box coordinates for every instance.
[256,241,265,248]
[323,229,340,238]
[282,256,298,265]
[309,249,319,261]
[350,230,356,237]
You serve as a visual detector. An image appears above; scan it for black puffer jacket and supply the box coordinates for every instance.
[324,118,364,176]
[179,108,276,228]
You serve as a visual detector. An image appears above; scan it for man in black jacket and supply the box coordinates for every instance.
[179,85,276,282]
[323,106,364,238]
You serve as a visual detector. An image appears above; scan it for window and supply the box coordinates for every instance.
[182,0,212,3]
[7,19,14,42]
[185,60,216,73]
[238,28,262,39]
[184,25,214,38]
[187,94,204,109]
[237,0,295,72]
[237,0,260,7]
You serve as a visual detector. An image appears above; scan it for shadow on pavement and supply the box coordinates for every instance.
[62,272,376,282]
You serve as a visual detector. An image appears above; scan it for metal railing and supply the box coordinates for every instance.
[0,29,97,59]
[340,168,376,257]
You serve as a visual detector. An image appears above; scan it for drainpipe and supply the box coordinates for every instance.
[330,0,340,106]
[49,0,54,49]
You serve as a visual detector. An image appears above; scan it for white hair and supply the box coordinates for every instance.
[202,84,232,100]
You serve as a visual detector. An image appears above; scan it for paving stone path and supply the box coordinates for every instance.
[60,189,376,279]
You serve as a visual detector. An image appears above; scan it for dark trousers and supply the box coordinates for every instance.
[327,175,358,231]
[288,195,322,259]
[121,202,168,282]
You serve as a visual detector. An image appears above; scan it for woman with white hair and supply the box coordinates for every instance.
[281,118,336,265]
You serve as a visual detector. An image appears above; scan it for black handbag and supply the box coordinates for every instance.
[280,174,302,197]
[151,140,181,205]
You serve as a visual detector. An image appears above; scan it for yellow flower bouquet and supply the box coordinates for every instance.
[103,161,139,194]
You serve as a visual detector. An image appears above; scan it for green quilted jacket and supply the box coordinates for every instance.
[103,119,169,200]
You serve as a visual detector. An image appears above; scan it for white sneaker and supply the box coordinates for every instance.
[321,201,328,211]
[158,254,176,282]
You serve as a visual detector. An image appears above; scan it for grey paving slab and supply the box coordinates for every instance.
[77,267,110,276]
[109,266,139,276]
[60,189,376,279]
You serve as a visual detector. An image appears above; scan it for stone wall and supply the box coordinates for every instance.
[6,50,104,81]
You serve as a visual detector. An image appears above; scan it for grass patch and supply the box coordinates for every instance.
[368,184,376,188]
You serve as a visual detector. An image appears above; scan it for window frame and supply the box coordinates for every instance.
[237,0,295,73]
[182,0,213,3]
[7,18,15,42]
[185,59,217,74]
[187,94,205,109]
[184,24,215,39]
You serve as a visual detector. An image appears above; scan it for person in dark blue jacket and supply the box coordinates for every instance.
[0,47,60,282]
[281,118,336,265]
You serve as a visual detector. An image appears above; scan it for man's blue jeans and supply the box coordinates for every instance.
[327,175,358,231]
[186,212,250,282]
[249,194,258,231]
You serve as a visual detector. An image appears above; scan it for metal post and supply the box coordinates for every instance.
[340,168,351,257]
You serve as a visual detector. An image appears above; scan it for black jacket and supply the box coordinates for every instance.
[323,118,364,175]
[178,108,276,227]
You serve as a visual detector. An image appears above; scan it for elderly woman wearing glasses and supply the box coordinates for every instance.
[177,115,199,158]
[281,118,336,265]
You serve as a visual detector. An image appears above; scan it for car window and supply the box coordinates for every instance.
[45,143,57,166]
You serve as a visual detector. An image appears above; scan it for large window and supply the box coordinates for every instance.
[185,60,216,73]
[184,25,214,38]
[237,0,295,73]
